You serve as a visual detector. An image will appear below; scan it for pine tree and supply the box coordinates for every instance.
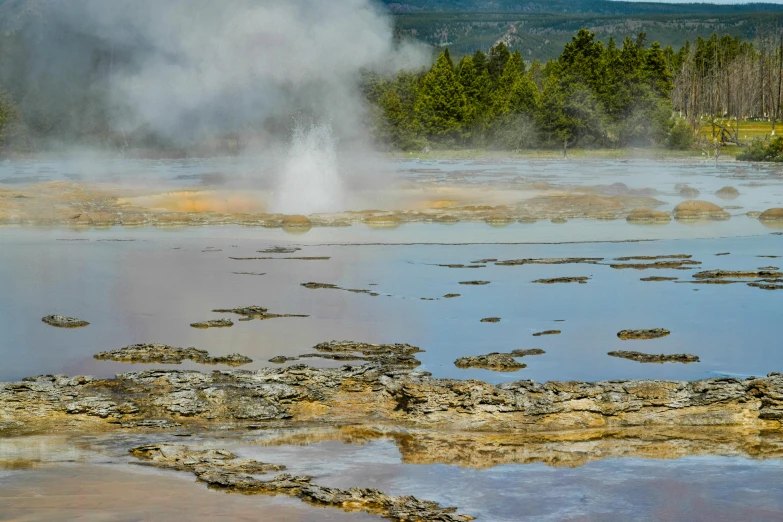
[457,55,489,123]
[490,51,537,117]
[490,51,523,116]
[473,49,488,75]
[645,41,674,97]
[414,50,469,142]
[560,29,605,88]
[443,48,455,70]
[488,42,511,82]
[536,73,571,147]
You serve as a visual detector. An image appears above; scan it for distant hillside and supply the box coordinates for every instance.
[387,2,783,60]
[383,0,783,14]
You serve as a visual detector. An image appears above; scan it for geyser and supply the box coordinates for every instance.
[272,121,343,215]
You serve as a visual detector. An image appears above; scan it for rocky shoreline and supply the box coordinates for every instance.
[3,351,782,437]
[4,336,783,521]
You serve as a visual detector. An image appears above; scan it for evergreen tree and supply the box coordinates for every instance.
[443,48,455,70]
[457,55,490,126]
[490,51,537,117]
[488,42,511,82]
[414,50,469,142]
[473,49,488,75]
[363,27,682,152]
[529,59,544,90]
[645,42,674,97]
[559,29,605,88]
[490,51,523,116]
[378,89,422,150]
[536,73,571,147]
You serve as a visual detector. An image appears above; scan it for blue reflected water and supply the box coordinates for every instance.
[1,226,781,383]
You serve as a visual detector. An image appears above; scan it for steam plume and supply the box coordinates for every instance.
[45,0,427,145]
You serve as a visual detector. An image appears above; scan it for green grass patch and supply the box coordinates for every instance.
[698,120,783,141]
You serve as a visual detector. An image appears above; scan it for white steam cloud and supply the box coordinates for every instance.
[35,0,428,213]
[53,0,426,144]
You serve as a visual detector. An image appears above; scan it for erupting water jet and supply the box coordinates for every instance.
[271,121,343,215]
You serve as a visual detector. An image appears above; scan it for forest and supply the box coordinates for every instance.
[365,27,783,155]
[364,30,684,152]
[0,24,782,157]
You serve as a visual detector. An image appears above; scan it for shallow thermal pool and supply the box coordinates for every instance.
[2,431,783,521]
[3,157,783,521]
[1,226,781,383]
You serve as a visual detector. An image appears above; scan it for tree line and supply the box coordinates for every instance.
[4,27,783,154]
[364,29,693,152]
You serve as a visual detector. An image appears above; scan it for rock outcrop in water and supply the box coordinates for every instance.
[454,353,526,371]
[687,269,783,290]
[760,208,783,219]
[609,260,700,270]
[301,282,377,296]
[230,256,330,261]
[533,276,589,284]
[212,306,309,321]
[533,330,560,336]
[258,246,301,254]
[269,355,300,364]
[301,341,423,367]
[364,214,403,228]
[715,186,740,199]
[94,343,252,366]
[511,348,545,356]
[42,315,89,328]
[693,269,783,280]
[626,208,671,224]
[608,351,699,364]
[678,185,700,198]
[673,200,730,221]
[190,319,233,329]
[759,210,783,229]
[615,255,691,261]
[617,329,670,340]
[268,341,423,367]
[495,257,602,266]
[130,443,473,522]
[3,362,783,435]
